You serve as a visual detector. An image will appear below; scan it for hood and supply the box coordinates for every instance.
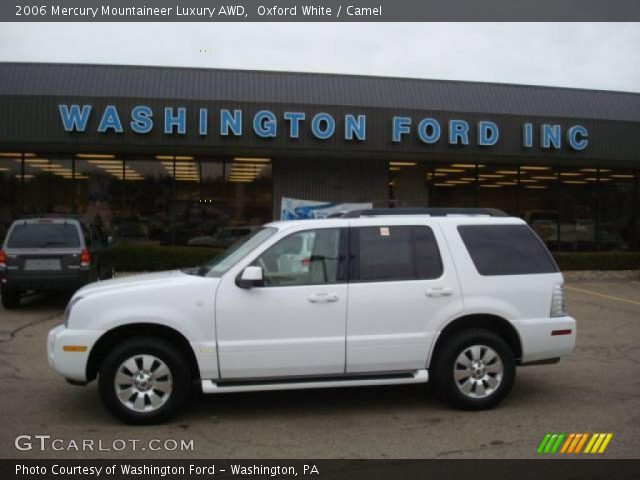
[75,270,190,297]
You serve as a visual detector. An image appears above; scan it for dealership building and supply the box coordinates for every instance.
[1,62,639,251]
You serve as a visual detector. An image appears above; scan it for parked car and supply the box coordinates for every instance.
[47,208,576,424]
[0,217,113,309]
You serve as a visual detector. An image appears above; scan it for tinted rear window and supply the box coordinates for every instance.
[354,225,443,281]
[458,224,558,276]
[6,223,81,249]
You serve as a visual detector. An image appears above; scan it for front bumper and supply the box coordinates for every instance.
[47,324,104,383]
[516,315,576,363]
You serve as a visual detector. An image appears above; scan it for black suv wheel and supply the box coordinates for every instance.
[433,328,515,410]
[1,287,20,309]
[98,337,192,424]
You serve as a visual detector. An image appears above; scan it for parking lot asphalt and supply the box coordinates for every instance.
[0,280,639,459]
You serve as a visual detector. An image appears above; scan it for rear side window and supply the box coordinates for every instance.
[458,224,558,276]
[352,225,443,282]
[6,223,81,249]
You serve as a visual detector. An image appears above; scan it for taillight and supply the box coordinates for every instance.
[550,283,566,317]
[0,250,6,268]
[80,249,91,267]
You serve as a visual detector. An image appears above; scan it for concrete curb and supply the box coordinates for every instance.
[562,270,640,281]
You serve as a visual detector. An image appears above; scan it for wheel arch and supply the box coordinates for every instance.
[428,314,523,368]
[86,323,200,382]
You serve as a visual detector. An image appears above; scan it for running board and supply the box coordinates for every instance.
[201,369,429,394]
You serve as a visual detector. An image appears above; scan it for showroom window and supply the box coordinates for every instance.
[389,161,429,208]
[429,162,477,208]
[22,156,74,216]
[198,157,273,248]
[0,153,22,242]
[122,156,173,245]
[74,155,125,235]
[476,164,519,216]
[518,165,560,250]
[600,168,635,250]
[558,167,597,251]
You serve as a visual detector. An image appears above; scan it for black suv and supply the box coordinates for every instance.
[0,218,114,309]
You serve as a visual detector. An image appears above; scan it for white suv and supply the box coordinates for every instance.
[47,208,576,424]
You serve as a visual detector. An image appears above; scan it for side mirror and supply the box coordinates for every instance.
[236,266,264,289]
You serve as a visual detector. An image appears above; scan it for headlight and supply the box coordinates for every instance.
[64,296,84,328]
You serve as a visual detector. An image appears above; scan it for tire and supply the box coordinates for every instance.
[433,328,515,410]
[98,337,192,424]
[1,287,20,309]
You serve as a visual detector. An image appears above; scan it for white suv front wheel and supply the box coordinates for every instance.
[98,337,192,424]
[433,329,515,410]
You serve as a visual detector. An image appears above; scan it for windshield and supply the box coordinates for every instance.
[6,223,81,248]
[202,227,277,277]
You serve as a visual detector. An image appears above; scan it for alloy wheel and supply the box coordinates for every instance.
[453,345,504,399]
[114,354,173,412]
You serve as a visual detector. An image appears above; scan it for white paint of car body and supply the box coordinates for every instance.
[48,215,576,391]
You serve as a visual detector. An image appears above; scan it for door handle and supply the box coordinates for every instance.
[308,293,339,304]
[426,287,454,297]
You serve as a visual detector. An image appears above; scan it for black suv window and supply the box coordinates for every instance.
[458,224,559,276]
[6,223,81,248]
[352,225,443,282]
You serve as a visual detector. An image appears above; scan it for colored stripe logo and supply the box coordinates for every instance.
[537,433,613,454]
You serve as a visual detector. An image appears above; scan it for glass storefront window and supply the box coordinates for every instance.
[388,161,429,208]
[0,154,22,241]
[198,157,273,248]
[170,157,218,247]
[75,157,125,235]
[2,151,640,254]
[121,158,173,245]
[558,167,597,251]
[22,156,74,215]
[476,164,518,215]
[518,165,559,250]
[599,169,634,250]
[429,162,476,207]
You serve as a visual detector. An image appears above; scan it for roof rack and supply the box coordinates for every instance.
[341,208,509,218]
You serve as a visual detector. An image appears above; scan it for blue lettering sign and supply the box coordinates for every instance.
[253,110,277,138]
[59,104,92,132]
[541,124,561,149]
[567,125,588,151]
[345,114,366,141]
[98,105,123,133]
[311,113,335,140]
[449,120,469,145]
[220,109,242,136]
[164,107,186,134]
[523,123,533,148]
[130,106,153,134]
[284,112,305,138]
[478,121,499,146]
[392,117,411,142]
[417,118,441,144]
[199,108,208,136]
